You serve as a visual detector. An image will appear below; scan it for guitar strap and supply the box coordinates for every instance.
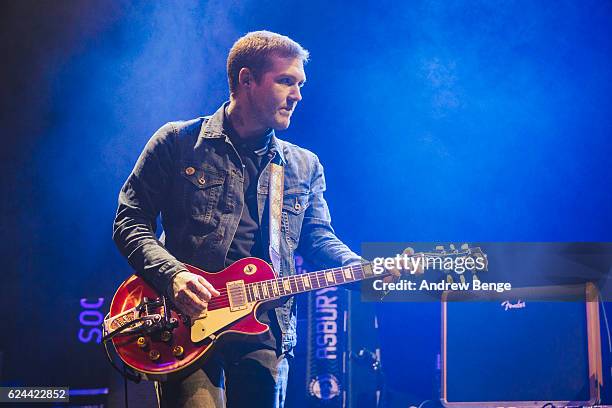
[268,158,284,274]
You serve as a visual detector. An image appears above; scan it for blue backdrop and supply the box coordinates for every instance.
[1,0,611,400]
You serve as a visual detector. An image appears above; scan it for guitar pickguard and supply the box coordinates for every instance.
[190,302,258,343]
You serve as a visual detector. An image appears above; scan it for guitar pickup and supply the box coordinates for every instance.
[227,280,248,311]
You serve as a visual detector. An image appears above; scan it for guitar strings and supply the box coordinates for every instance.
[189,264,372,309]
[210,267,369,305]
[173,251,465,308]
[165,251,473,311]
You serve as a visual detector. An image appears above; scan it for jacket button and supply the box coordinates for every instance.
[198,177,206,185]
[185,167,195,176]
[294,202,301,211]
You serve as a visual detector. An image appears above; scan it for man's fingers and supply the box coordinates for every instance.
[175,298,197,317]
[403,247,415,256]
[401,247,425,274]
[388,266,401,277]
[184,289,208,309]
[178,303,198,318]
[383,274,398,284]
[178,291,208,317]
[170,272,216,318]
[414,254,425,274]
[186,279,213,301]
[198,276,220,297]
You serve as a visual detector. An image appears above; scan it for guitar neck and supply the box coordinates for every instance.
[243,262,384,302]
[240,247,486,303]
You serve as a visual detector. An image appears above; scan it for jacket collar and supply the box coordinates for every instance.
[199,102,286,164]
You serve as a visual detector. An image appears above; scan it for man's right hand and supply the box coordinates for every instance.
[169,271,221,318]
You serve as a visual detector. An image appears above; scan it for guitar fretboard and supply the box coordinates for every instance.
[243,262,380,302]
[241,247,485,302]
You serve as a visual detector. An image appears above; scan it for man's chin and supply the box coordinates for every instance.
[273,118,290,130]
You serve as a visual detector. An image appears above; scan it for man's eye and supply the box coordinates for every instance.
[280,78,293,86]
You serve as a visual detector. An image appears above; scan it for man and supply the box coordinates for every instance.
[113,31,362,407]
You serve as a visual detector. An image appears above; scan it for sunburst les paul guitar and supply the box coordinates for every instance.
[103,247,484,381]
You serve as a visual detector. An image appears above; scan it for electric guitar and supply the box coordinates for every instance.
[103,246,485,381]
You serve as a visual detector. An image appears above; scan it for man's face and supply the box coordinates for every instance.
[247,55,306,130]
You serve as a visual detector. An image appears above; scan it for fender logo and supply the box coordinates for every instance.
[501,299,526,311]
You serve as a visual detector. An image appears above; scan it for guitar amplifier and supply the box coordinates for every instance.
[441,283,602,407]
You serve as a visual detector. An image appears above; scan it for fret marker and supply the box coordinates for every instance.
[303,275,310,288]
[272,281,279,295]
[326,271,334,283]
[343,267,353,279]
[254,285,260,300]
[283,278,291,292]
[263,283,269,297]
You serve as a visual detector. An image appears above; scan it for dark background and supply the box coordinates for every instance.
[1,0,611,404]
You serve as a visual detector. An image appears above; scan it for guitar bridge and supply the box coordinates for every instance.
[104,307,141,334]
[227,280,248,311]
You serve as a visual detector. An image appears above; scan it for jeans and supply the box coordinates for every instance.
[156,341,290,408]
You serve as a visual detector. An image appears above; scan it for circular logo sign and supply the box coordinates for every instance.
[309,374,340,400]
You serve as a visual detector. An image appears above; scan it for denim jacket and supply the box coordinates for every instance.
[113,103,361,352]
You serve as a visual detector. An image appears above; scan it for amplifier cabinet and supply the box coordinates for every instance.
[441,283,602,407]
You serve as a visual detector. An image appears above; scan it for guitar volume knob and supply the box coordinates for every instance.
[137,337,147,348]
[149,350,161,361]
[172,345,184,358]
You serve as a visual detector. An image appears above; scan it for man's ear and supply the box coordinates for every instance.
[238,67,253,87]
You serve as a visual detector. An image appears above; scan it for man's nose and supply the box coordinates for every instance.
[290,84,302,102]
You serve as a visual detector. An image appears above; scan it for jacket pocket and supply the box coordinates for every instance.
[181,164,226,224]
[281,190,309,246]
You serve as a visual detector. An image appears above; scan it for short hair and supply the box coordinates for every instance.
[227,30,309,94]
